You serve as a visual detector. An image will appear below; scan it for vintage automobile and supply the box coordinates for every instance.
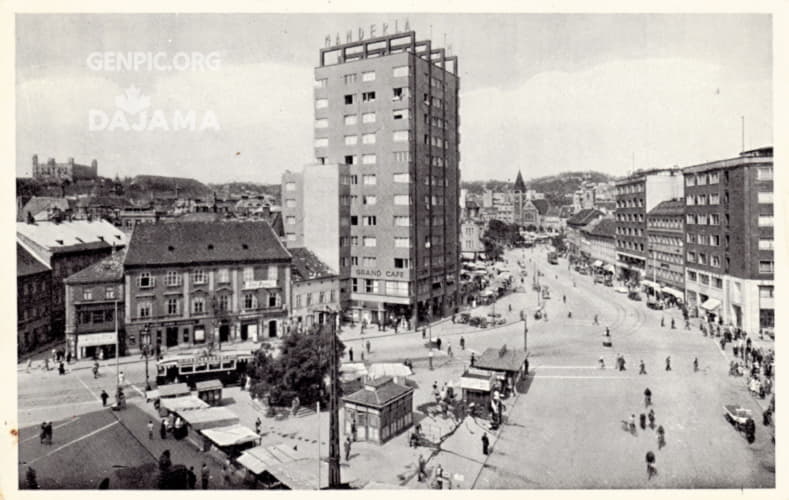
[724,405,756,443]
[627,290,642,301]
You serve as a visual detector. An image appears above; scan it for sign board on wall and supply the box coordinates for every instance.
[78,332,117,347]
[243,280,277,290]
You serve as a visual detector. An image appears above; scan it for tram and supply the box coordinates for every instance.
[155,350,254,387]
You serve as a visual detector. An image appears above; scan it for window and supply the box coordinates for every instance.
[393,173,411,183]
[319,291,326,304]
[362,71,376,82]
[285,199,296,208]
[314,78,327,88]
[350,215,359,226]
[243,293,258,310]
[394,258,410,269]
[686,195,695,206]
[709,193,720,205]
[362,112,376,123]
[363,195,376,205]
[686,214,695,224]
[267,265,278,281]
[315,98,328,109]
[138,302,151,318]
[217,268,230,283]
[362,154,376,165]
[757,167,773,180]
[709,172,720,184]
[393,130,409,142]
[363,257,376,267]
[363,174,376,185]
[219,294,230,311]
[314,137,328,147]
[687,251,696,263]
[344,114,358,125]
[758,192,774,204]
[295,295,302,307]
[138,272,154,289]
[330,289,336,302]
[285,182,297,192]
[306,293,312,306]
[165,271,181,287]
[362,133,376,144]
[363,237,377,247]
[709,235,720,246]
[393,109,409,120]
[759,260,774,273]
[759,286,774,298]
[344,73,357,84]
[697,174,708,185]
[393,65,409,77]
[315,118,328,129]
[286,216,296,225]
[394,216,410,226]
[710,214,720,225]
[395,237,410,248]
[711,256,721,267]
[696,194,707,205]
[393,151,410,162]
[365,279,378,294]
[193,296,205,314]
[363,216,377,226]
[759,239,774,250]
[758,215,774,227]
[362,91,376,103]
[166,297,179,316]
[351,278,359,293]
[392,87,409,101]
[105,286,115,299]
[394,195,410,205]
[344,135,358,146]
[687,271,697,281]
[713,277,723,288]
[699,274,709,286]
[344,94,354,105]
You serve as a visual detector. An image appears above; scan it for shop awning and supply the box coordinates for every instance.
[700,298,721,311]
[158,383,191,398]
[367,363,412,379]
[592,260,603,267]
[237,443,309,475]
[641,280,659,290]
[201,424,259,448]
[661,287,685,301]
[179,407,240,430]
[160,395,209,413]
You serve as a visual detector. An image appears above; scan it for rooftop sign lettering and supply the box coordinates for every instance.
[325,19,411,48]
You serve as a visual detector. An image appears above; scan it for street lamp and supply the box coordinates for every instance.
[142,324,152,391]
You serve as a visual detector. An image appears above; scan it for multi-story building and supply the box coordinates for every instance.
[16,219,127,340]
[579,217,617,271]
[614,169,683,283]
[63,249,126,360]
[17,242,52,355]
[313,30,460,326]
[682,147,773,333]
[31,154,98,182]
[460,220,486,261]
[289,247,341,331]
[565,208,604,260]
[123,221,292,352]
[644,199,685,303]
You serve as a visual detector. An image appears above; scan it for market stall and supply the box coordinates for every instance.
[472,346,529,398]
[342,376,414,444]
[160,395,209,415]
[178,406,240,431]
[195,379,224,406]
[200,423,259,457]
[460,368,496,417]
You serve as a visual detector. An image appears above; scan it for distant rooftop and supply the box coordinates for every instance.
[289,247,337,282]
[64,248,126,284]
[16,219,126,255]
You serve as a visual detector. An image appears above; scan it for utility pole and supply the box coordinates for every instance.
[523,316,528,351]
[326,313,341,488]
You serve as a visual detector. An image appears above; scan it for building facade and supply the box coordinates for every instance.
[682,147,773,333]
[31,154,98,182]
[123,221,292,353]
[580,217,617,269]
[460,220,486,260]
[64,250,125,360]
[614,169,683,283]
[17,242,52,355]
[313,31,461,326]
[289,247,341,331]
[644,199,685,301]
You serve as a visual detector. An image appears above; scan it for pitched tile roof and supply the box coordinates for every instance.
[124,220,290,267]
[16,219,126,255]
[566,208,603,227]
[559,205,575,218]
[17,242,50,277]
[342,377,413,408]
[647,199,685,216]
[289,247,336,281]
[64,248,126,284]
[474,347,528,373]
[584,217,617,238]
[20,197,70,221]
[531,199,550,215]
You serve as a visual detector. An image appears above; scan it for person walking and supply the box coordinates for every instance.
[447,343,453,358]
[45,422,53,445]
[661,317,665,328]
[348,347,353,362]
[644,387,652,407]
[26,358,32,373]
[160,418,168,439]
[429,349,434,370]
[344,435,352,461]
[39,422,46,444]
[366,340,371,354]
[599,357,605,370]
[201,463,210,489]
[93,361,99,379]
[646,451,657,480]
[639,360,646,375]
[255,417,262,435]
[665,356,672,371]
[594,314,599,325]
[187,466,197,489]
[648,408,655,429]
[460,336,465,350]
[481,432,491,455]
[100,389,109,407]
[671,318,676,329]
[436,337,442,351]
[693,357,699,372]
[657,425,666,449]
[417,454,426,482]
[147,420,154,440]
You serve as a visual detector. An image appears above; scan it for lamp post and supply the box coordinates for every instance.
[142,324,151,391]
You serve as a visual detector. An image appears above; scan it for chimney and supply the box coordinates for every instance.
[32,154,38,168]
[68,157,74,166]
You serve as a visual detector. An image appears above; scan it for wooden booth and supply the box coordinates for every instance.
[342,376,414,444]
[195,379,224,406]
[472,346,528,398]
[460,368,497,417]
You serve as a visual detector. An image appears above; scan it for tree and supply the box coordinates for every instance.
[248,326,345,408]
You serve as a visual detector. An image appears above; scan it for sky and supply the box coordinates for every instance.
[15,13,772,185]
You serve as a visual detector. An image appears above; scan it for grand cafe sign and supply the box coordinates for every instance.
[325,19,412,48]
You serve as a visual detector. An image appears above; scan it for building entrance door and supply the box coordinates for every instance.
[268,320,277,338]
[219,324,230,342]
[165,327,178,347]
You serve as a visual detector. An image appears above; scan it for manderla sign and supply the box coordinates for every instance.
[325,19,412,48]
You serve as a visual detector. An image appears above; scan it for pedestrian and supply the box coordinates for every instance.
[118,371,125,387]
[693,357,699,372]
[661,317,665,328]
[562,294,566,303]
[255,417,261,435]
[26,358,32,373]
[594,314,599,325]
[66,352,72,364]
[599,357,605,370]
[628,414,636,434]
[470,352,475,367]
[45,422,52,444]
[422,327,427,339]
[452,313,456,324]
[460,336,465,350]
[665,356,672,371]
[351,419,358,441]
[605,327,610,337]
[646,451,657,479]
[639,360,646,375]
[187,466,197,489]
[366,340,371,354]
[160,418,167,439]
[671,318,676,329]
[447,343,453,358]
[100,389,109,407]
[648,409,655,428]
[567,311,572,318]
[147,420,154,440]
[201,463,209,489]
[429,349,434,370]
[344,435,352,461]
[644,387,652,407]
[39,422,46,444]
[417,454,427,482]
[657,425,666,449]
[434,464,445,489]
[436,337,442,351]
[481,432,490,455]
[93,361,99,379]
[348,347,354,362]
[685,319,691,330]
[639,413,647,430]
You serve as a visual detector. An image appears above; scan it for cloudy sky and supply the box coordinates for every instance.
[16,13,772,184]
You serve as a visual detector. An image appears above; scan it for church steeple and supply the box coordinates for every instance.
[513,170,526,192]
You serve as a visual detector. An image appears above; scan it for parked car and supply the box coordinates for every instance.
[458,312,471,324]
[628,291,642,301]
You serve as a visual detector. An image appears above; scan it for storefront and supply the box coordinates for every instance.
[700,298,721,322]
[342,376,414,444]
[472,346,529,398]
[460,368,496,417]
[76,331,119,360]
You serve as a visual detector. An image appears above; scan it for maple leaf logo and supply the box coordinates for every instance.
[114,86,151,115]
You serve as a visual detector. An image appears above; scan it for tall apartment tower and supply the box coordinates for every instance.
[312,31,460,327]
